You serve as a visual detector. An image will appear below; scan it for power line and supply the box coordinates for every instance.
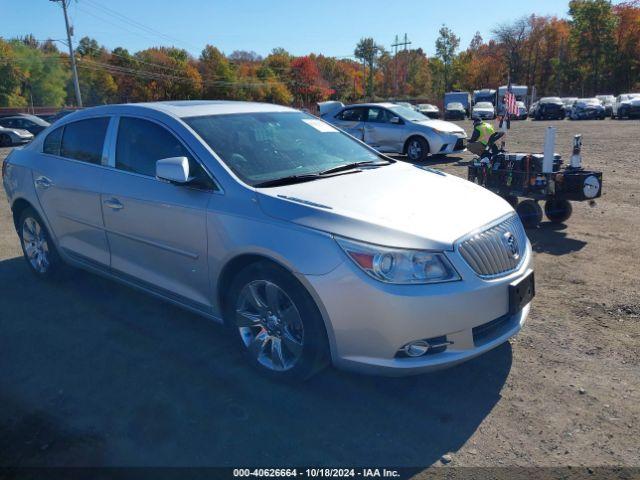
[81,0,200,51]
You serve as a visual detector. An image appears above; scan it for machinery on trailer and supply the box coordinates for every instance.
[468,127,603,228]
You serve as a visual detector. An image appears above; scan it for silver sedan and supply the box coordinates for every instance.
[0,126,33,147]
[3,101,532,380]
[321,102,467,162]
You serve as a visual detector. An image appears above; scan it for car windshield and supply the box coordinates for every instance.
[446,102,463,110]
[418,104,435,110]
[184,111,382,186]
[387,105,426,121]
[21,115,50,126]
[578,98,600,105]
[475,102,493,108]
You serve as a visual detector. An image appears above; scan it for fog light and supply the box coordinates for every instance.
[403,340,430,357]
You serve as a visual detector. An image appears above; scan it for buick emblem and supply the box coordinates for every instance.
[502,231,520,260]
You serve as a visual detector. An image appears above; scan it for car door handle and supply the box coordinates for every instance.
[103,198,124,210]
[34,176,53,189]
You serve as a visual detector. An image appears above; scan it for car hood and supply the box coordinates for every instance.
[473,107,494,113]
[413,119,465,134]
[256,162,513,251]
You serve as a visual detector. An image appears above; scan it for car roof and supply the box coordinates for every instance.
[55,100,296,121]
[344,102,397,109]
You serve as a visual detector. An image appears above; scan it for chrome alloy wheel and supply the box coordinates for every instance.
[407,139,422,160]
[21,217,50,274]
[235,280,304,371]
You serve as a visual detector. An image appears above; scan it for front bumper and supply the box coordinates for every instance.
[573,109,604,119]
[307,241,533,376]
[620,106,640,117]
[438,135,467,154]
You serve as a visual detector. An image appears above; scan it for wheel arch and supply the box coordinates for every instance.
[215,252,337,360]
[11,197,35,232]
[402,134,430,155]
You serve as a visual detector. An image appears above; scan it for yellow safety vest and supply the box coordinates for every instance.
[475,122,495,145]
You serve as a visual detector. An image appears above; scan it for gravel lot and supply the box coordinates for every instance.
[0,118,638,469]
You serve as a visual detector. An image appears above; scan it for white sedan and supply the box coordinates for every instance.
[0,126,33,147]
[320,102,467,162]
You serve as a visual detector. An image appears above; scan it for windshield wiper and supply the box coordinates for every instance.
[254,173,322,188]
[254,160,392,188]
[318,159,392,175]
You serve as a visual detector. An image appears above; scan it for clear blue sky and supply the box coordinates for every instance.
[2,0,618,58]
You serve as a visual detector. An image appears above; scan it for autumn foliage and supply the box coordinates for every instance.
[0,0,639,109]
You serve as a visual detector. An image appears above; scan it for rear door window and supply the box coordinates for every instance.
[60,118,110,164]
[43,126,64,156]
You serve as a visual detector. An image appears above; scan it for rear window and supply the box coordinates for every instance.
[60,118,109,164]
[43,126,63,156]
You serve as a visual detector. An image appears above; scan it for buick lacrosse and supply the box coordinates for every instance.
[2,101,534,380]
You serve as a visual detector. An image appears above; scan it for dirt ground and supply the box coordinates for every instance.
[0,118,638,471]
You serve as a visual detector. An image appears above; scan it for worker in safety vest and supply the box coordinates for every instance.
[468,117,496,156]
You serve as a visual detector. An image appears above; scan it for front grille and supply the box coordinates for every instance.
[458,215,527,278]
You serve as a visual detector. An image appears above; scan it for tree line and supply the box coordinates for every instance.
[0,0,638,109]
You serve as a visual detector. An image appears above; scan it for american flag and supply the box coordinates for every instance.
[500,79,519,130]
[504,83,518,116]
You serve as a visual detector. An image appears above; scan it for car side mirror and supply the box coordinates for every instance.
[156,156,190,184]
[390,116,401,124]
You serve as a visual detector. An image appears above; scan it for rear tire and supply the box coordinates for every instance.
[405,136,429,162]
[18,207,64,279]
[224,261,329,381]
[544,199,573,223]
[516,200,543,229]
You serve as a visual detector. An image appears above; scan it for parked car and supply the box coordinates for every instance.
[612,93,640,119]
[444,91,471,117]
[561,97,578,117]
[47,109,78,124]
[514,101,528,120]
[595,95,615,117]
[531,97,566,120]
[0,125,34,147]
[0,114,50,136]
[2,101,533,379]
[528,101,538,116]
[393,101,418,111]
[416,103,440,119]
[324,102,467,162]
[570,98,606,120]
[471,101,496,120]
[444,102,466,120]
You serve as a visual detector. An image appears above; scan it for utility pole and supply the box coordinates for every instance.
[391,34,411,97]
[51,0,82,107]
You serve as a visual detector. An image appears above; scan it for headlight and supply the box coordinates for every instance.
[335,237,460,284]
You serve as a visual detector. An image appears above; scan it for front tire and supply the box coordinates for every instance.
[18,207,63,279]
[405,136,429,162]
[0,133,11,147]
[516,200,543,229]
[225,261,329,381]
